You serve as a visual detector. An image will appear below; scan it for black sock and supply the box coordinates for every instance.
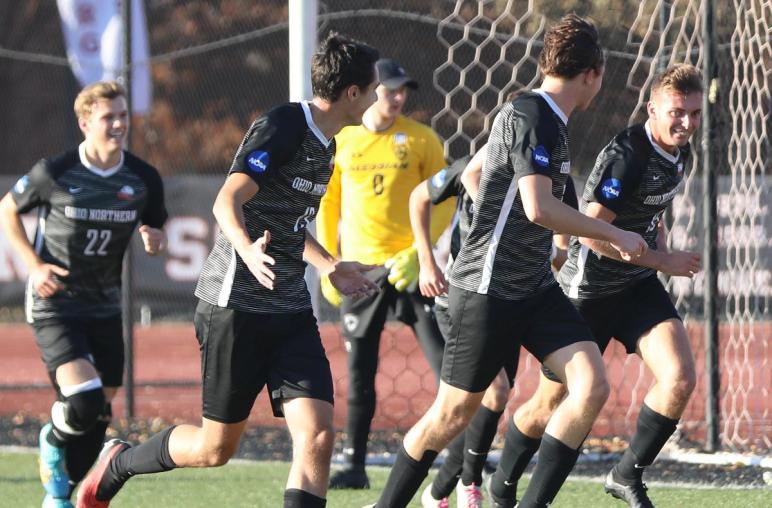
[377,445,438,508]
[431,433,464,499]
[491,420,541,500]
[344,400,375,469]
[614,404,678,484]
[66,419,109,483]
[460,406,503,486]
[518,433,579,508]
[284,488,326,508]
[97,426,177,499]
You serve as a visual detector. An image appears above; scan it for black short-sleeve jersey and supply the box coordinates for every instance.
[559,122,690,299]
[10,146,167,321]
[195,102,336,313]
[450,91,572,300]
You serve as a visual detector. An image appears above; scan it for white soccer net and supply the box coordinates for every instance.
[433,0,770,453]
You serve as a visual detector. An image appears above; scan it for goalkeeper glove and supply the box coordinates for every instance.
[385,245,418,292]
[320,275,342,307]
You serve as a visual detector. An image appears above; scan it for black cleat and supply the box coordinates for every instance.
[483,473,516,508]
[604,470,655,508]
[329,467,370,489]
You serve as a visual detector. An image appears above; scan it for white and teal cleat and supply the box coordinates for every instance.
[39,423,71,498]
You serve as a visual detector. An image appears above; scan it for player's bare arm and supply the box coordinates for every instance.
[303,232,378,298]
[211,172,277,289]
[459,144,485,202]
[518,173,647,260]
[0,192,69,297]
[579,201,701,277]
[408,178,447,297]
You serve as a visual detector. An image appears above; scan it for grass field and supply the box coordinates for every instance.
[1,451,768,508]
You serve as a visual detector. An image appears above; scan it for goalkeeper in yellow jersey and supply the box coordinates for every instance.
[317,58,454,490]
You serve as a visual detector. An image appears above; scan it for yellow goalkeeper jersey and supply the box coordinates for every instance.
[317,114,455,265]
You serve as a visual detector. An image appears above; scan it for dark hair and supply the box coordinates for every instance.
[312,32,379,102]
[539,13,604,79]
[650,64,703,98]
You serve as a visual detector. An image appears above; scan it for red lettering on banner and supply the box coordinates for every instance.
[76,3,96,24]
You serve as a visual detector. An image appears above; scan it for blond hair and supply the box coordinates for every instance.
[74,81,126,118]
[650,64,703,98]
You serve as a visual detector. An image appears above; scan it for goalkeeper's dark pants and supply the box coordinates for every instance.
[339,266,445,468]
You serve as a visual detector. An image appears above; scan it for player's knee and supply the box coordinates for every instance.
[573,373,609,410]
[668,367,697,403]
[432,400,475,435]
[589,376,611,408]
[200,442,237,467]
[481,383,509,412]
[294,423,335,461]
[52,379,105,436]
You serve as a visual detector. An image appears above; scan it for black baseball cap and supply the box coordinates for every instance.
[376,58,418,90]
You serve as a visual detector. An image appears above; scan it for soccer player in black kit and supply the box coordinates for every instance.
[411,145,578,508]
[0,81,167,508]
[485,64,704,508]
[368,14,649,508]
[77,33,380,508]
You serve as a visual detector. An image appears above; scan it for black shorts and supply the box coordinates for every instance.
[340,266,432,339]
[541,275,681,382]
[574,275,681,354]
[194,300,334,423]
[32,314,124,387]
[442,285,593,392]
[435,303,517,386]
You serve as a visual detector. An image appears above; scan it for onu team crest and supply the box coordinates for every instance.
[392,132,408,160]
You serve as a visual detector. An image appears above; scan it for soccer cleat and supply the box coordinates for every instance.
[39,423,71,498]
[42,495,74,508]
[455,481,483,508]
[604,470,655,508]
[329,467,370,489]
[420,484,449,508]
[76,439,130,508]
[483,474,516,508]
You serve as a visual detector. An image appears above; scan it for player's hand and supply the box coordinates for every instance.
[385,246,419,292]
[328,261,379,299]
[661,250,701,278]
[609,229,648,261]
[417,258,448,298]
[242,230,276,289]
[320,275,342,307]
[139,225,165,256]
[30,263,69,298]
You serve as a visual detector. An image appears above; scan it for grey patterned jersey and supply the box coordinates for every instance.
[450,90,573,300]
[195,102,335,313]
[558,122,690,299]
[429,156,578,308]
[10,145,167,321]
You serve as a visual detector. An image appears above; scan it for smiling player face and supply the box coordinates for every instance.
[79,96,129,156]
[647,89,702,153]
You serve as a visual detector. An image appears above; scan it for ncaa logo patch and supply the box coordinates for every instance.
[13,175,29,194]
[601,178,622,199]
[246,151,269,173]
[431,169,447,188]
[533,145,550,167]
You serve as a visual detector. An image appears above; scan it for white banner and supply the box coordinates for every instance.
[57,0,152,113]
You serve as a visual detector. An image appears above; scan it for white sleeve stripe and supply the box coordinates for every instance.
[568,244,590,299]
[217,246,237,307]
[478,176,519,294]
